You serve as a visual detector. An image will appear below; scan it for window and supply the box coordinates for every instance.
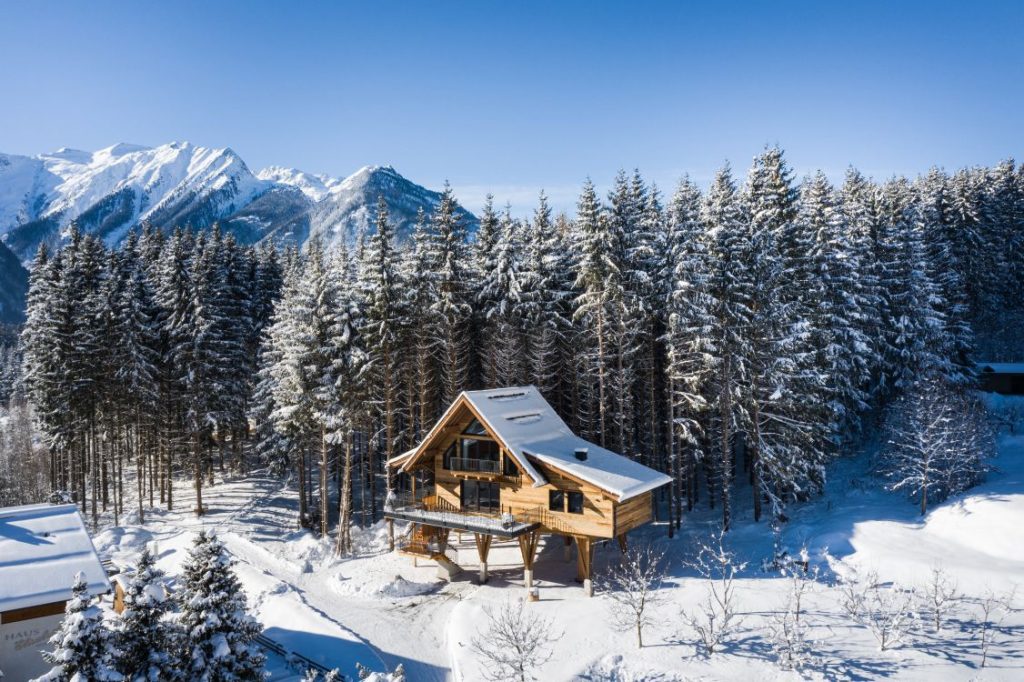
[459,438,500,473]
[548,490,564,512]
[567,491,584,514]
[463,418,487,435]
[442,443,456,470]
[503,455,518,477]
[461,480,500,512]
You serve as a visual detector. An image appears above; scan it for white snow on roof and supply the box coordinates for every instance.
[0,503,110,612]
[978,362,1024,374]
[461,386,672,501]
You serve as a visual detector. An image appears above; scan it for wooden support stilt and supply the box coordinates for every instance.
[616,532,627,554]
[574,535,594,596]
[387,519,395,552]
[475,533,493,584]
[518,530,540,589]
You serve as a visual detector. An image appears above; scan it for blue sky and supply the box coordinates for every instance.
[1,0,1021,214]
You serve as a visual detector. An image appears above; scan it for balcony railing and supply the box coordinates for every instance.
[384,489,542,537]
[446,456,501,474]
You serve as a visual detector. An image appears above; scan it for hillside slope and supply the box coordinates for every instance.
[0,239,28,323]
[92,423,1024,680]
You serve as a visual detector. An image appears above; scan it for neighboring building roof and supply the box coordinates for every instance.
[0,503,111,612]
[401,386,672,502]
[978,362,1024,374]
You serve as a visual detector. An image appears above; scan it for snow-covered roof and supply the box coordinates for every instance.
[0,503,110,612]
[978,362,1024,374]
[403,386,671,502]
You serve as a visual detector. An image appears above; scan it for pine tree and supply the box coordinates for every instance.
[360,196,405,496]
[665,175,712,524]
[177,531,265,681]
[700,165,751,530]
[35,572,122,682]
[113,547,178,681]
[430,183,474,402]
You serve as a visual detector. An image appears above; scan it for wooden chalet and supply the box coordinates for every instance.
[0,503,110,680]
[385,386,671,596]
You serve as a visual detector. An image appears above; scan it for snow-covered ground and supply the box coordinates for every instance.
[93,433,1024,681]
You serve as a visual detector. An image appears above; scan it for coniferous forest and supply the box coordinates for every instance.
[9,148,1023,541]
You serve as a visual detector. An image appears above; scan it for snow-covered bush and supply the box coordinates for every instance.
[470,600,558,681]
[34,572,122,682]
[597,543,667,648]
[113,547,180,681]
[176,530,266,681]
[356,662,405,680]
[682,530,746,655]
[838,569,918,651]
[919,566,961,634]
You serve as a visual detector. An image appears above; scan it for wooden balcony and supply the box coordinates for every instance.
[384,491,541,538]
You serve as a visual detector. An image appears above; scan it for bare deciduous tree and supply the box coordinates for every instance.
[975,587,1016,668]
[838,568,918,651]
[683,529,746,655]
[769,547,818,670]
[470,600,559,682]
[920,566,960,633]
[598,543,667,648]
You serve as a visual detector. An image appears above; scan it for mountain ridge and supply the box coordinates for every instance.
[0,142,477,263]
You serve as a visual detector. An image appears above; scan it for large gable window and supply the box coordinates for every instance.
[463,418,487,435]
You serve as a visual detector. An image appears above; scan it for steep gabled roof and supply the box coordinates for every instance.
[398,386,671,502]
[0,503,110,612]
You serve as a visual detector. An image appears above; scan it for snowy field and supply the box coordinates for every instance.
[92,434,1024,681]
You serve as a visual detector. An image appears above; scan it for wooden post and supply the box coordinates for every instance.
[387,519,395,552]
[475,533,493,584]
[518,531,540,590]
[575,536,594,597]
[616,533,628,554]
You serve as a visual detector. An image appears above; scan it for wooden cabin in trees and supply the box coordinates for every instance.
[0,503,110,681]
[385,386,671,595]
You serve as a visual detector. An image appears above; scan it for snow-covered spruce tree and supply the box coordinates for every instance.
[876,178,948,392]
[603,170,643,456]
[839,168,886,408]
[879,376,991,514]
[743,148,827,521]
[801,172,871,444]
[572,178,620,448]
[400,208,441,441]
[478,204,527,387]
[597,543,667,648]
[430,182,474,403]
[113,547,179,681]
[700,165,751,530]
[34,572,122,682]
[177,531,265,681]
[359,195,406,497]
[520,190,568,402]
[665,175,712,525]
[470,600,558,682]
[327,245,369,554]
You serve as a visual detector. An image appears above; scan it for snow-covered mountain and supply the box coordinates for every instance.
[305,164,478,248]
[0,142,476,262]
